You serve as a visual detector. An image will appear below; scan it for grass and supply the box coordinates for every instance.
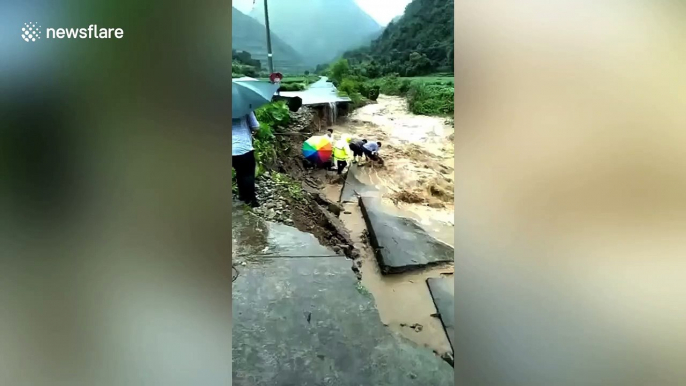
[355,281,372,297]
[258,75,320,85]
[406,82,454,116]
[400,76,454,85]
[273,172,305,202]
[364,74,453,116]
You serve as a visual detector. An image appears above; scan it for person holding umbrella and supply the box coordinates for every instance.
[232,77,280,208]
[232,112,261,207]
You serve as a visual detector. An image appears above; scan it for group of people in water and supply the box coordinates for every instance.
[232,111,381,208]
[326,128,382,175]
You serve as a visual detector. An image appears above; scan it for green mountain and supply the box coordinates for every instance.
[232,7,309,73]
[249,0,382,67]
[343,0,454,77]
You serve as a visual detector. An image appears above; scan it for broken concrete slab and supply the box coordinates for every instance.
[359,196,454,273]
[339,164,378,203]
[427,277,455,354]
[233,258,454,386]
[232,204,453,385]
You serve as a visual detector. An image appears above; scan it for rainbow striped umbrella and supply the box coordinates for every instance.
[302,136,333,164]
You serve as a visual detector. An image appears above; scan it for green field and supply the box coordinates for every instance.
[400,75,454,85]
[258,75,319,84]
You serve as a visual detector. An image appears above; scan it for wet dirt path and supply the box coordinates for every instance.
[323,96,456,360]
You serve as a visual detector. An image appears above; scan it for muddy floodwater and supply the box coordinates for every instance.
[324,96,456,359]
[331,95,455,245]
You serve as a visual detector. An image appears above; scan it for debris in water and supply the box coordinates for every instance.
[409,323,423,332]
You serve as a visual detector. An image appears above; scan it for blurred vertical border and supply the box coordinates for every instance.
[0,1,233,385]
[454,1,686,385]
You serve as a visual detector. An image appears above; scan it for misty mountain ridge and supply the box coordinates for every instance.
[248,0,382,67]
[232,7,309,73]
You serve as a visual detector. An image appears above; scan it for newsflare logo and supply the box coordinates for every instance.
[21,22,41,42]
[21,22,124,43]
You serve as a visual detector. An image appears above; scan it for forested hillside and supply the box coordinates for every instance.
[341,0,454,77]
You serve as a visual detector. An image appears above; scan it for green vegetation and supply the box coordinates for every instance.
[272,172,305,203]
[355,281,372,297]
[315,0,454,116]
[231,102,306,202]
[253,101,291,177]
[277,83,306,92]
[231,101,291,197]
[324,59,453,116]
[255,75,320,92]
[406,83,454,115]
[232,50,261,78]
[341,0,454,77]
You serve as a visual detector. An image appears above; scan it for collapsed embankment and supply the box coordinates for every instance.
[248,106,360,267]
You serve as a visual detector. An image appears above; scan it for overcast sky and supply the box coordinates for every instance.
[232,0,411,26]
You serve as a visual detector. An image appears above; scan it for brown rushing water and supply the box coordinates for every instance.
[323,96,456,358]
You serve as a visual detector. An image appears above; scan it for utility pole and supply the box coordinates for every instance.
[263,0,274,74]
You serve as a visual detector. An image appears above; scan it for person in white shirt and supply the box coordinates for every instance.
[232,111,260,207]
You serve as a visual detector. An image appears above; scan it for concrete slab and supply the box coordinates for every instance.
[339,164,378,203]
[279,76,352,106]
[427,277,455,352]
[359,196,454,273]
[232,205,453,386]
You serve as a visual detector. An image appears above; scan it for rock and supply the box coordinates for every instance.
[332,246,342,255]
[266,209,276,220]
[327,203,342,216]
[343,211,352,215]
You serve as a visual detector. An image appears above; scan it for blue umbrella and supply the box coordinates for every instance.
[232,78,280,118]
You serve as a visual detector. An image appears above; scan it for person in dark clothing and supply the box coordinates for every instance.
[232,111,260,207]
[349,138,367,163]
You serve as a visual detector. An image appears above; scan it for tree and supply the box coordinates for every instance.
[304,70,310,76]
[364,61,381,78]
[328,59,350,84]
[407,51,432,76]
